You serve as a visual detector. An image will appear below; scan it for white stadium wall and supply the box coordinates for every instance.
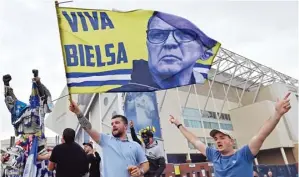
[230,100,294,150]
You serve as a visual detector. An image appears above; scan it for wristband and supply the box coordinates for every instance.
[177,124,182,129]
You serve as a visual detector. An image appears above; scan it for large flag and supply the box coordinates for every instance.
[56,6,221,93]
[22,136,38,177]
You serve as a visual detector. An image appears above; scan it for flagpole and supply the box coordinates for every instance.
[57,0,74,4]
[54,1,73,102]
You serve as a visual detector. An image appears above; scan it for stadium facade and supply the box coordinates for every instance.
[45,47,298,166]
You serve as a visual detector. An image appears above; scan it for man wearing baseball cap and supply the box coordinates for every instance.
[169,93,292,177]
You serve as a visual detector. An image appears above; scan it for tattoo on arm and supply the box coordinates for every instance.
[77,113,92,130]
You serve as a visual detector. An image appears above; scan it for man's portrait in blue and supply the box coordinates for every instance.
[124,92,162,138]
[109,11,218,92]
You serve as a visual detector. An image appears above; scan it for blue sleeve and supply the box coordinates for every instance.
[136,145,148,164]
[205,147,218,162]
[99,133,110,147]
[240,145,255,162]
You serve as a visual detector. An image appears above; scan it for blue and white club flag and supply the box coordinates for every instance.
[23,136,38,177]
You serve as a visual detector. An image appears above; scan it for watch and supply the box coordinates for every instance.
[177,124,183,129]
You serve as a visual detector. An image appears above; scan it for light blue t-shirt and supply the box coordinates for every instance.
[99,133,148,177]
[206,145,255,177]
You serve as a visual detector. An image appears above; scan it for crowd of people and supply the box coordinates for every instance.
[44,92,291,177]
[1,71,292,177]
[47,128,101,177]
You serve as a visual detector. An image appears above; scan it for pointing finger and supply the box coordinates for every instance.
[284,92,291,100]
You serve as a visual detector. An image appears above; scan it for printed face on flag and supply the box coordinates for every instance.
[57,7,221,93]
[146,16,204,83]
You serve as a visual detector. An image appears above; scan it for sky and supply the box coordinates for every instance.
[0,0,298,140]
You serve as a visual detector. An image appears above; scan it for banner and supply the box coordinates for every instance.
[124,92,162,139]
[23,136,38,177]
[56,6,221,93]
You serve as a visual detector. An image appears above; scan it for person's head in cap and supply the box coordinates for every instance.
[141,129,154,146]
[210,129,235,155]
[83,142,93,154]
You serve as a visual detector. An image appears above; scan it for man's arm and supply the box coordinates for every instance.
[69,100,100,144]
[129,121,142,145]
[130,127,142,145]
[130,144,149,177]
[48,161,56,171]
[169,115,207,156]
[77,112,100,144]
[139,162,149,176]
[248,93,291,156]
[37,153,51,161]
[48,147,57,171]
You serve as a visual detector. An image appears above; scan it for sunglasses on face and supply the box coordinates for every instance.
[147,29,197,44]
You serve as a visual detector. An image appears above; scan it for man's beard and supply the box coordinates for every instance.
[112,131,123,138]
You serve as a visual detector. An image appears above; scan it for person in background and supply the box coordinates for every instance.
[83,142,101,177]
[69,100,149,177]
[94,151,101,176]
[130,120,166,177]
[267,169,273,177]
[253,171,259,177]
[169,93,291,177]
[48,128,89,177]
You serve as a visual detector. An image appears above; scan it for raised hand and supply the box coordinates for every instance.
[3,74,12,86]
[275,93,291,117]
[129,120,134,128]
[69,100,81,115]
[169,115,181,126]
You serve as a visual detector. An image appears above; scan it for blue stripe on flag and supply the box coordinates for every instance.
[66,69,132,78]
[194,63,211,68]
[202,73,208,79]
[67,80,130,87]
[23,136,38,177]
[30,82,40,109]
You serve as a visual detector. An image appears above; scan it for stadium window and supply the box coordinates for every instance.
[210,112,217,119]
[216,113,232,121]
[182,107,201,119]
[220,123,234,131]
[226,114,231,121]
[184,119,202,128]
[211,122,219,129]
[203,121,211,129]
[201,110,217,119]
[183,119,190,127]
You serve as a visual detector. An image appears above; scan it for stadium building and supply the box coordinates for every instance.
[46,48,298,167]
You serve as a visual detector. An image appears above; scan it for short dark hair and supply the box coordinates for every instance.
[63,128,75,144]
[111,115,128,125]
